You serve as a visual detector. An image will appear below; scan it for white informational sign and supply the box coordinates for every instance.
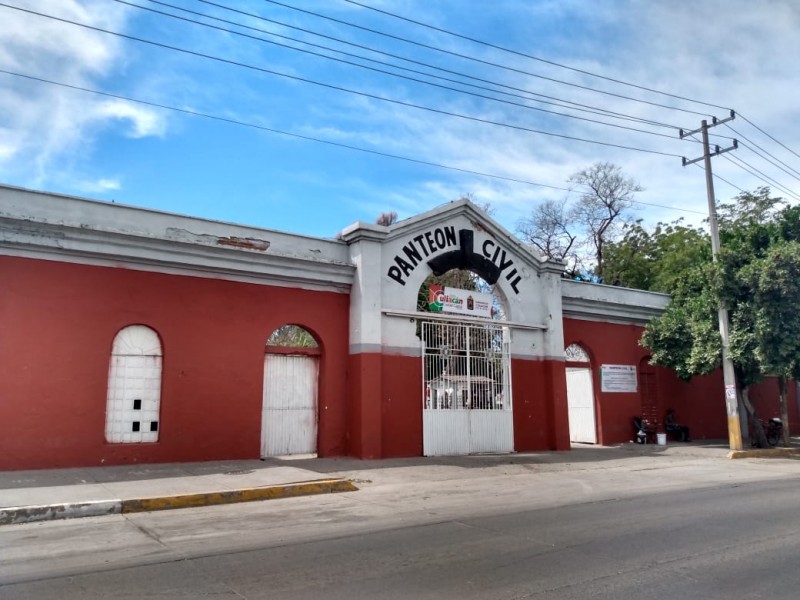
[429,286,493,318]
[600,364,637,393]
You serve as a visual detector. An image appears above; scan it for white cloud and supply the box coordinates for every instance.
[72,177,122,194]
[0,0,165,187]
[96,100,167,138]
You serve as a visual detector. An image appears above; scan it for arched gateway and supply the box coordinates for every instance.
[341,199,569,457]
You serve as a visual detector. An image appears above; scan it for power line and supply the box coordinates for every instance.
[260,0,719,119]
[685,131,800,201]
[189,0,683,132]
[1,68,706,216]
[0,69,570,191]
[724,123,800,180]
[721,153,800,202]
[691,163,747,195]
[113,0,692,143]
[738,112,800,161]
[342,0,734,114]
[0,2,683,158]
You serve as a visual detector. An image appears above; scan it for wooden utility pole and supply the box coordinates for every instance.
[680,112,742,451]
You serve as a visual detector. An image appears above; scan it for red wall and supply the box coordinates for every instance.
[0,256,350,470]
[353,354,569,459]
[748,378,800,433]
[564,318,720,444]
[512,358,570,451]
[564,317,800,444]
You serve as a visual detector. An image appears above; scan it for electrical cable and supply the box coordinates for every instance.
[0,69,570,192]
[342,0,735,114]
[724,124,800,180]
[188,0,682,131]
[260,0,721,119]
[1,68,707,216]
[112,0,693,142]
[738,113,800,161]
[684,132,800,201]
[0,3,683,157]
[721,154,800,202]
[691,163,747,194]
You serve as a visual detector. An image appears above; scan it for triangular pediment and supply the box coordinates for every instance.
[342,198,559,280]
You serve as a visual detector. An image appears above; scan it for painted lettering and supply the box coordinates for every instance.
[403,243,422,267]
[424,231,436,254]
[388,265,405,285]
[395,255,414,277]
[387,227,521,294]
[414,234,429,257]
[433,227,446,249]
[498,250,514,273]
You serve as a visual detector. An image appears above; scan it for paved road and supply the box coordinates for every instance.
[2,452,800,599]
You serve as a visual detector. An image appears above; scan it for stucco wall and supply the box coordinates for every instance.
[0,256,350,470]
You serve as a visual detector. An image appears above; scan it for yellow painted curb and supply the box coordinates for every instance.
[120,478,358,514]
[727,448,800,459]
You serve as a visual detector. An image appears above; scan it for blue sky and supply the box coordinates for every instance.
[2,0,800,239]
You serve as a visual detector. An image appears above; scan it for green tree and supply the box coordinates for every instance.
[641,187,793,447]
[267,325,317,348]
[602,219,711,292]
[742,242,800,445]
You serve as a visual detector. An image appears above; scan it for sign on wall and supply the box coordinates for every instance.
[600,364,637,393]
[429,285,494,318]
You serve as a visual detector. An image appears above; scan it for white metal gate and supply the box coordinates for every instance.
[566,367,597,443]
[422,321,513,456]
[261,354,319,457]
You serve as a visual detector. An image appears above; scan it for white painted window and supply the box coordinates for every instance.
[105,325,163,443]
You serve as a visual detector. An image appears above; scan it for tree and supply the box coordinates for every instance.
[568,162,642,279]
[641,187,794,448]
[602,219,711,292]
[517,162,640,280]
[375,211,399,226]
[742,242,800,445]
[267,325,317,348]
[516,199,583,277]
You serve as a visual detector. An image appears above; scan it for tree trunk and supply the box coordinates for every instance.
[741,386,769,448]
[778,376,791,446]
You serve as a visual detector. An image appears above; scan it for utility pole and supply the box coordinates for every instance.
[680,111,742,451]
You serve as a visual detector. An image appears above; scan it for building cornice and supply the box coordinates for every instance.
[560,280,670,325]
[0,216,354,292]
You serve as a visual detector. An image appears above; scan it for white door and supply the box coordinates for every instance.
[566,367,597,443]
[262,354,318,456]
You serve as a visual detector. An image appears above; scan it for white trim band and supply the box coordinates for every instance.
[382,309,547,331]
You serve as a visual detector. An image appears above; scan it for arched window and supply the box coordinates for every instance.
[105,325,163,443]
[565,343,591,364]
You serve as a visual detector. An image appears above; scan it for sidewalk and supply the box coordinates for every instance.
[2,440,798,526]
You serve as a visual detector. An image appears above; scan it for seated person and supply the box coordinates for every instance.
[664,409,691,442]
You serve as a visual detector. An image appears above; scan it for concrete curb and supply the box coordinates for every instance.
[0,500,121,526]
[727,447,800,459]
[121,479,358,513]
[0,478,358,526]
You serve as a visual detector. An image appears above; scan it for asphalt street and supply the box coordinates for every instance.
[2,449,800,599]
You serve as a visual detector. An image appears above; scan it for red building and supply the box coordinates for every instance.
[0,185,796,470]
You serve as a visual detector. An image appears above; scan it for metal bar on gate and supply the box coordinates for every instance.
[382,309,547,330]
